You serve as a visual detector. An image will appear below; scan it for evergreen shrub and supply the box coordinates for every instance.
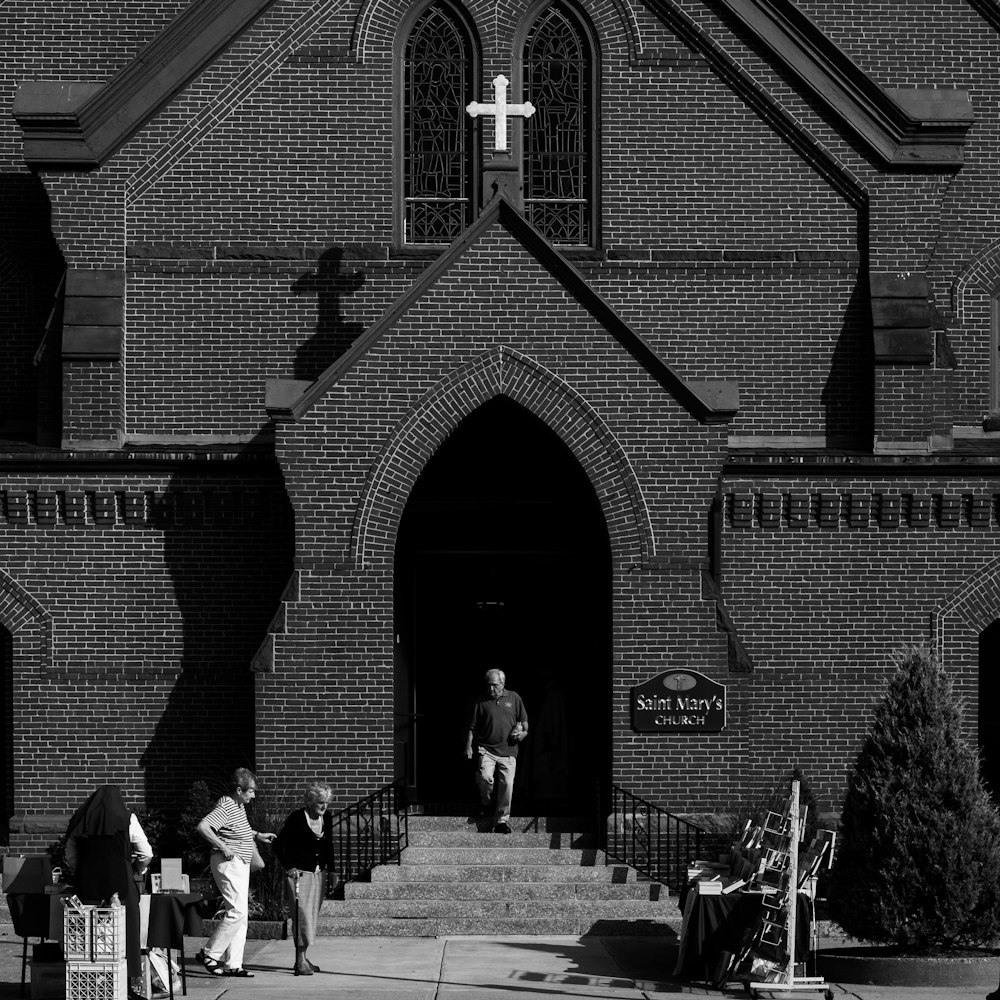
[829,644,1000,953]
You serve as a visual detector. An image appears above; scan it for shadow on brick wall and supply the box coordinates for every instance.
[821,242,873,448]
[292,246,366,381]
[140,436,294,819]
[0,174,65,446]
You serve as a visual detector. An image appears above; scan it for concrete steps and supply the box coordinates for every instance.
[405,829,595,848]
[345,880,667,900]
[369,863,635,882]
[333,899,674,919]
[313,915,677,936]
[318,814,681,936]
[400,846,606,865]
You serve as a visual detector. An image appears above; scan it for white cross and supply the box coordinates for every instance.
[466,75,536,152]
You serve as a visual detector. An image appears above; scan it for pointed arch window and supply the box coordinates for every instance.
[403,1,478,245]
[521,2,597,247]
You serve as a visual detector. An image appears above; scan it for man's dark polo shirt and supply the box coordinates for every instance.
[468,690,528,757]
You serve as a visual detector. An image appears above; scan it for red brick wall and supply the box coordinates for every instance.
[255,223,735,809]
[0,461,293,838]
[5,0,1000,826]
[721,472,1000,812]
[62,361,121,444]
[30,0,876,437]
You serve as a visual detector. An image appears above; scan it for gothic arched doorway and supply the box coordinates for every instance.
[394,396,611,815]
[980,621,1000,798]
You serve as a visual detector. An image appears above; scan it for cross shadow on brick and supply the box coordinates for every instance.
[292,246,365,381]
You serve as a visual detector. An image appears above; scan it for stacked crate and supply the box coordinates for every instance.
[62,903,127,1000]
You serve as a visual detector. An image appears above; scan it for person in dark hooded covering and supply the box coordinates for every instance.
[64,785,153,999]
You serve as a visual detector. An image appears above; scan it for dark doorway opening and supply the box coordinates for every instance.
[980,622,1000,798]
[1,626,11,845]
[394,397,611,816]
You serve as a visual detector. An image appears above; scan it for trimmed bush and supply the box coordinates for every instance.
[829,644,1000,953]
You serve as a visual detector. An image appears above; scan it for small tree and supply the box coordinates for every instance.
[829,644,1000,953]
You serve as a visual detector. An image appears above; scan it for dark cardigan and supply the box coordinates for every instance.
[274,808,334,872]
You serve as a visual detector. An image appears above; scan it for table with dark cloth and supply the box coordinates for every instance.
[141,893,203,998]
[7,890,69,997]
[144,893,203,950]
[674,884,812,987]
[6,891,65,940]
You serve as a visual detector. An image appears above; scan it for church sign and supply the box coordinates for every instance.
[631,670,726,733]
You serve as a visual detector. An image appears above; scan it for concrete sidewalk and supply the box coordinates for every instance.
[3,934,999,999]
[186,936,1000,1000]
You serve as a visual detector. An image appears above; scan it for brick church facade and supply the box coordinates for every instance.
[3,0,1000,847]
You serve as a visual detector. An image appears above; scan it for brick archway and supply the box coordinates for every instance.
[0,568,51,842]
[0,567,52,673]
[932,557,1000,673]
[351,346,654,568]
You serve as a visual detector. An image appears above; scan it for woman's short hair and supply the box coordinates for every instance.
[232,767,257,791]
[304,782,332,806]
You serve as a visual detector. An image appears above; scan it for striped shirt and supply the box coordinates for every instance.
[203,796,255,863]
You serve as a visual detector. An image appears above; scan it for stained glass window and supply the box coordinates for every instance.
[522,3,594,246]
[403,2,476,245]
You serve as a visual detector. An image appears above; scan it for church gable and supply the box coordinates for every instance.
[7,0,1000,837]
[267,198,738,426]
[267,199,736,567]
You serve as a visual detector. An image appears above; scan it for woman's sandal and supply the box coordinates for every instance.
[196,950,224,976]
[223,968,254,977]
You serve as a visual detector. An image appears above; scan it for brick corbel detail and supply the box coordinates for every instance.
[727,490,996,530]
[870,272,953,454]
[61,269,124,448]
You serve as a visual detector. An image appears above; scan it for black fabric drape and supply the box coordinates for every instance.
[66,785,130,839]
[66,786,141,977]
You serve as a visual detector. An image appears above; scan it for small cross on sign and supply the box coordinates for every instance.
[466,75,536,152]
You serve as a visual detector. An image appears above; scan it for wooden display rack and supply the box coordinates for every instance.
[746,778,832,1000]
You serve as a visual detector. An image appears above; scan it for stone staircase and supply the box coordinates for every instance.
[317,813,683,936]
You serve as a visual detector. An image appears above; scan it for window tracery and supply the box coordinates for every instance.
[521,2,595,246]
[403,1,477,245]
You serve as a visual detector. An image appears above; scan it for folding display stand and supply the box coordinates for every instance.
[746,779,832,1000]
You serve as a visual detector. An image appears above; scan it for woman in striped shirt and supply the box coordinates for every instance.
[195,768,276,977]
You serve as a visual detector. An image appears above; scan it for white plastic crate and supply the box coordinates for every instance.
[65,960,127,1000]
[62,904,126,963]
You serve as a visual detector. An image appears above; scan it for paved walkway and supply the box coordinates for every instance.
[3,933,1000,999]
[181,936,1000,1000]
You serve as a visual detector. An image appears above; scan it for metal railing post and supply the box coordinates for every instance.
[604,783,706,891]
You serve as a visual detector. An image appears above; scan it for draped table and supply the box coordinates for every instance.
[140,892,204,998]
[7,889,68,996]
[673,883,812,987]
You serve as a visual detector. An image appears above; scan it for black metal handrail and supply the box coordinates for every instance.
[605,785,704,890]
[330,781,408,885]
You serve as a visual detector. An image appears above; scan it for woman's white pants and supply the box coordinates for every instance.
[205,854,250,970]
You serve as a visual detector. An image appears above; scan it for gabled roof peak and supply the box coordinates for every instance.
[266,197,739,425]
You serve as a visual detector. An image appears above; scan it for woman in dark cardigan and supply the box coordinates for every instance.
[274,782,334,975]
